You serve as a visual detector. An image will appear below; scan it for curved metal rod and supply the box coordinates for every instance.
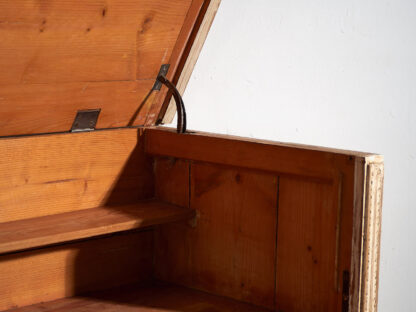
[157,75,186,134]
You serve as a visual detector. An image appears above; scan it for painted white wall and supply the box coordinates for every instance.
[170,0,416,310]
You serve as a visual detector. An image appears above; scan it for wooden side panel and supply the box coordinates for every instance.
[155,162,278,310]
[276,177,339,311]
[0,0,197,136]
[0,231,153,311]
[0,128,153,223]
[153,157,190,208]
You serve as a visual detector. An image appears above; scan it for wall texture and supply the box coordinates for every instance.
[176,0,416,311]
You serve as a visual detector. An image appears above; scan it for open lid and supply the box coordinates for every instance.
[0,0,220,137]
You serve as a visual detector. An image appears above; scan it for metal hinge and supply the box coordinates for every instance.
[71,109,101,132]
[342,270,350,312]
[152,64,186,134]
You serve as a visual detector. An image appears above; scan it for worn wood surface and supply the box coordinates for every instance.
[163,0,222,123]
[155,162,278,310]
[0,231,153,311]
[360,161,383,312]
[4,282,270,312]
[0,128,153,223]
[350,157,384,312]
[0,0,211,136]
[0,200,193,255]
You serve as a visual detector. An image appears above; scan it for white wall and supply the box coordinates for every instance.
[174,0,416,310]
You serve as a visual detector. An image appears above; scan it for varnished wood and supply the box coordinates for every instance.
[0,232,153,311]
[0,128,153,223]
[4,282,270,312]
[0,200,194,255]
[155,162,277,310]
[0,0,213,136]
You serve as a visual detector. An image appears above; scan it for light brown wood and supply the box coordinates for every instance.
[145,127,358,180]
[155,162,277,310]
[0,0,215,136]
[4,282,270,312]
[275,176,338,311]
[163,0,222,123]
[0,231,153,311]
[0,200,194,255]
[0,128,153,223]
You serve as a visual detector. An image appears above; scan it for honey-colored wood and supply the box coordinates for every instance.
[163,0,222,123]
[0,0,214,136]
[275,177,338,311]
[155,162,278,310]
[0,128,153,223]
[0,231,153,311]
[147,128,383,312]
[4,282,270,312]
[0,200,194,255]
[145,127,361,180]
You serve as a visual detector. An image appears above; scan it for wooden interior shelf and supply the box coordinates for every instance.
[4,282,270,312]
[0,200,194,255]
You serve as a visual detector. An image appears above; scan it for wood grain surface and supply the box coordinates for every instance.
[275,177,338,311]
[0,200,194,255]
[0,128,153,223]
[4,282,271,312]
[0,231,153,311]
[145,127,359,180]
[0,0,209,136]
[155,162,278,310]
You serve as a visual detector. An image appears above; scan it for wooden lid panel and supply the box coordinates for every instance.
[0,0,206,136]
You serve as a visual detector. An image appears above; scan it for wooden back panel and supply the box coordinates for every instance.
[147,128,383,312]
[0,0,208,136]
[0,231,153,311]
[0,128,153,222]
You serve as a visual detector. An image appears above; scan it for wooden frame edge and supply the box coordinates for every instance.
[350,157,384,312]
[162,0,222,124]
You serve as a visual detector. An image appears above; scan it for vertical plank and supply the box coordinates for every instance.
[153,157,191,287]
[155,162,278,310]
[276,177,339,311]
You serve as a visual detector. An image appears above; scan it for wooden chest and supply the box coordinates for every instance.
[0,1,383,311]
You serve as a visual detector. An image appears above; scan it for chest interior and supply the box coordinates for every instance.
[0,1,383,311]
